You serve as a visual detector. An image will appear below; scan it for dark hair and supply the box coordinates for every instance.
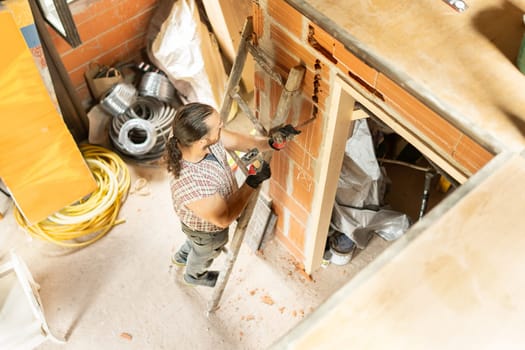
[165,103,215,178]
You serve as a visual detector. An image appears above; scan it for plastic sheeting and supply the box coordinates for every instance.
[330,119,410,249]
[148,0,227,109]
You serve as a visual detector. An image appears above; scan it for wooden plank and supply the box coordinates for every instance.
[0,11,96,224]
[202,0,255,92]
[303,76,354,275]
[274,152,525,349]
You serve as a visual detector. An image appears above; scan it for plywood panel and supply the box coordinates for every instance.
[0,10,96,224]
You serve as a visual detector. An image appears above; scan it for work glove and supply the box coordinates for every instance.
[246,161,272,188]
[269,124,301,150]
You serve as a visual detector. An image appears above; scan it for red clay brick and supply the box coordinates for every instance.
[273,46,300,79]
[302,71,329,111]
[126,33,147,54]
[254,71,266,93]
[117,0,157,19]
[453,135,494,174]
[48,27,72,55]
[308,22,335,56]
[269,78,283,122]
[269,180,310,224]
[252,1,263,42]
[334,40,378,88]
[90,0,121,15]
[271,198,285,233]
[270,24,317,68]
[291,165,315,212]
[268,0,303,39]
[270,149,289,192]
[76,7,118,40]
[293,99,312,148]
[68,65,88,88]
[288,214,306,253]
[70,4,93,25]
[96,43,128,67]
[283,141,307,169]
[274,227,305,262]
[61,39,103,72]
[376,73,462,156]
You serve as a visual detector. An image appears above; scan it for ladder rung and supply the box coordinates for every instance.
[230,91,267,136]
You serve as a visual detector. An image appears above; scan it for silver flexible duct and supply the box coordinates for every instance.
[100,83,137,117]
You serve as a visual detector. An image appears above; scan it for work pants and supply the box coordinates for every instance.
[177,222,228,278]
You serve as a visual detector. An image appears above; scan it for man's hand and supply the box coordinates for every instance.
[269,124,301,150]
[246,161,271,188]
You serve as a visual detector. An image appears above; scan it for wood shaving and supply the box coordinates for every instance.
[245,315,255,321]
[279,307,286,314]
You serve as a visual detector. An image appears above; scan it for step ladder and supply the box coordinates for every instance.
[208,16,305,313]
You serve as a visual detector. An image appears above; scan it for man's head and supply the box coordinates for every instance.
[167,103,222,177]
[171,103,223,150]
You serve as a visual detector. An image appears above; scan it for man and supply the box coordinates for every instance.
[165,103,299,287]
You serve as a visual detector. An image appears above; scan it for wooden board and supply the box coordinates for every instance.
[287,0,525,153]
[274,152,525,349]
[0,10,96,224]
[202,0,254,92]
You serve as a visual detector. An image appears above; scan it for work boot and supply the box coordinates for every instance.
[183,271,219,288]
[171,252,187,267]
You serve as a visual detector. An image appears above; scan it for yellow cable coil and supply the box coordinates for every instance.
[14,144,131,247]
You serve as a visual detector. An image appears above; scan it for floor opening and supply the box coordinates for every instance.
[323,107,457,268]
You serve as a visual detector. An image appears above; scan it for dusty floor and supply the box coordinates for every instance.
[0,155,391,349]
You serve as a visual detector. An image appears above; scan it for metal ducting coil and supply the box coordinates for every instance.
[139,72,176,103]
[118,118,158,155]
[110,96,176,161]
[100,83,137,117]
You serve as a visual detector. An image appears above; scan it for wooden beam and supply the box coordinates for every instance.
[303,76,355,275]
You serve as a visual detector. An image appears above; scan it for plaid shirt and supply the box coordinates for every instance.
[169,141,238,232]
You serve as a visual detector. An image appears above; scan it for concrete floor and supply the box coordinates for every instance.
[0,153,392,350]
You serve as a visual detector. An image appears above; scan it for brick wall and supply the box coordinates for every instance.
[48,0,158,107]
[255,0,493,265]
[254,0,329,263]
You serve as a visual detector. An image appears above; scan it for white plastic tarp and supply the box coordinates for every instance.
[331,119,410,248]
[149,0,226,109]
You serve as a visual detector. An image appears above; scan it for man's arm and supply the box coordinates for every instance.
[184,161,271,228]
[185,183,256,228]
[221,128,272,153]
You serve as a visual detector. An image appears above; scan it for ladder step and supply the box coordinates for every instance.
[230,91,267,136]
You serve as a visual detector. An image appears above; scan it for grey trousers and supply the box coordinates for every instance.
[177,222,229,278]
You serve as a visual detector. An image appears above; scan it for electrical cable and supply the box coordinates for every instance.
[14,144,131,247]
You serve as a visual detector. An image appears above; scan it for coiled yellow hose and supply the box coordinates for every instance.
[14,144,131,247]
